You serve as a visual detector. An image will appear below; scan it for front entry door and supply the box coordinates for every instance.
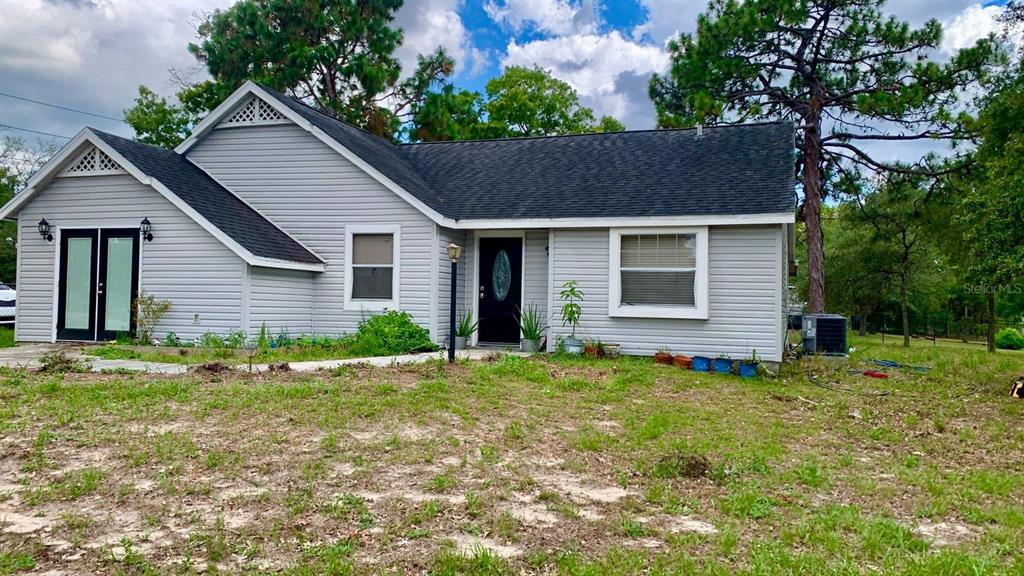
[477,237,523,344]
[57,229,139,341]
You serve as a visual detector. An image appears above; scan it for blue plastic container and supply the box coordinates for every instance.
[714,357,734,375]
[738,362,758,378]
[692,356,712,372]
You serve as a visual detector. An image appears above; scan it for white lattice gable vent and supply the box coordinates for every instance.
[217,95,288,128]
[59,145,125,177]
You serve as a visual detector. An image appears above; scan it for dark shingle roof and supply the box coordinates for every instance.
[257,85,794,221]
[93,130,322,265]
[401,123,796,220]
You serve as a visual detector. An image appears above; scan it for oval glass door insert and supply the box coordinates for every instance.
[492,250,511,302]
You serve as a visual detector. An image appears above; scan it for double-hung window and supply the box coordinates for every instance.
[609,227,709,319]
[344,225,400,311]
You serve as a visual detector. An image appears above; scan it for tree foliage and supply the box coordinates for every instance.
[409,66,624,141]
[0,136,55,284]
[649,0,1003,313]
[126,0,454,146]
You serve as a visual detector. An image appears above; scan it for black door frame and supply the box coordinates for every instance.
[96,229,140,341]
[474,234,525,344]
[56,228,140,342]
[56,229,99,341]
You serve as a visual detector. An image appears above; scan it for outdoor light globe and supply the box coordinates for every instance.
[447,243,462,262]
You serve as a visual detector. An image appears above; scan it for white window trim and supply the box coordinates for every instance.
[608,226,709,320]
[344,224,400,312]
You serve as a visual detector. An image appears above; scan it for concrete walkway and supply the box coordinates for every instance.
[246,348,523,373]
[0,344,524,374]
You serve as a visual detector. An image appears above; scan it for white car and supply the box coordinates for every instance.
[0,282,14,321]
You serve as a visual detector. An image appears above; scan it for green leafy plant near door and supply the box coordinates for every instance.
[559,280,584,354]
[455,310,478,349]
[517,303,546,353]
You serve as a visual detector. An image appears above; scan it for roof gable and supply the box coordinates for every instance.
[0,129,323,270]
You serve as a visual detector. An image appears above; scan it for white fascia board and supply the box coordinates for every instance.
[450,212,795,230]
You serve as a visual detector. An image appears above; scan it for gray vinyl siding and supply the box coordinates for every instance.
[524,229,549,325]
[549,225,784,361]
[248,266,314,335]
[187,123,436,336]
[436,227,468,344]
[14,173,245,342]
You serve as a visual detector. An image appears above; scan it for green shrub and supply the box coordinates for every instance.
[226,330,247,349]
[350,311,435,357]
[200,332,224,348]
[162,331,179,347]
[995,327,1024,350]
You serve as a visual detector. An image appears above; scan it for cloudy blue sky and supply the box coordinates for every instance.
[0,0,1018,159]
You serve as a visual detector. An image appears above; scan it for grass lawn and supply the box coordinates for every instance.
[0,327,13,349]
[0,336,1021,575]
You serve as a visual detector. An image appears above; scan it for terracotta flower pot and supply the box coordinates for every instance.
[673,354,693,369]
[584,344,603,358]
[654,352,673,364]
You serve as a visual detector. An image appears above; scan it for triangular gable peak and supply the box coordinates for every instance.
[215,95,289,129]
[58,145,126,177]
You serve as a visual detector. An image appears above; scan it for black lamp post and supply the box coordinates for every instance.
[446,242,462,363]
[37,219,52,242]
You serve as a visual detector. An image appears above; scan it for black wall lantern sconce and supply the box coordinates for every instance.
[140,217,153,242]
[37,218,52,242]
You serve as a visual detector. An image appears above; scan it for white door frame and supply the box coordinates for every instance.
[471,230,526,346]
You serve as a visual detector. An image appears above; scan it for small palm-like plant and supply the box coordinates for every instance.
[456,310,478,338]
[559,280,584,340]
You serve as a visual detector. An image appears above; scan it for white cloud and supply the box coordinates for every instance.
[941,3,1004,54]
[0,0,228,139]
[501,30,669,128]
[631,0,704,44]
[484,0,596,35]
[394,0,488,80]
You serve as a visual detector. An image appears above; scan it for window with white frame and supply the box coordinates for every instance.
[345,225,400,311]
[608,228,709,319]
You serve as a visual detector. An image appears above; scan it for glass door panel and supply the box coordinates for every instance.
[97,229,139,341]
[57,230,98,340]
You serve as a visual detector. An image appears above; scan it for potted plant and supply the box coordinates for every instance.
[455,309,478,350]
[602,343,621,358]
[692,355,712,372]
[559,280,584,354]
[584,337,603,358]
[673,354,693,369]
[654,347,673,364]
[738,350,759,378]
[713,354,734,375]
[517,304,545,353]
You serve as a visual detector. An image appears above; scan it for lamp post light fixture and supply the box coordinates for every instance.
[446,243,463,363]
[140,217,153,242]
[37,219,52,242]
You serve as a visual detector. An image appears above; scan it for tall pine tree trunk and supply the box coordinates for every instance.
[987,292,996,353]
[858,306,868,336]
[803,121,826,313]
[900,279,910,348]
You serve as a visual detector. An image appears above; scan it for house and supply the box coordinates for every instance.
[0,81,795,363]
